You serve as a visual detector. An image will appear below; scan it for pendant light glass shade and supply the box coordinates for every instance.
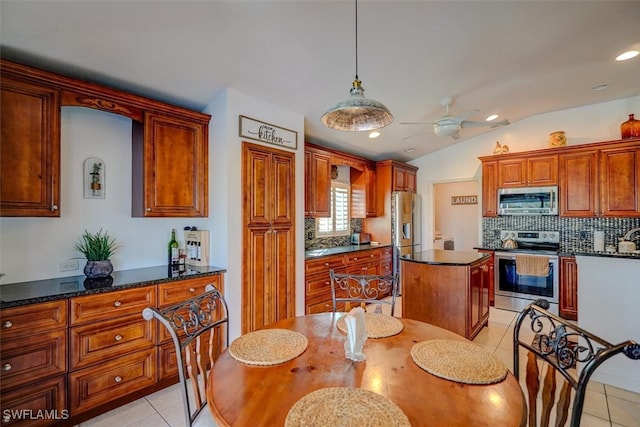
[321,1,393,132]
[321,78,393,131]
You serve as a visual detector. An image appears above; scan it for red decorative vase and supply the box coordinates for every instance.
[620,113,640,139]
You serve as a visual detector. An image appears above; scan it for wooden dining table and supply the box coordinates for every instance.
[206,313,526,426]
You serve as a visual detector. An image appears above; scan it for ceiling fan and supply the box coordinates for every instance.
[401,97,510,140]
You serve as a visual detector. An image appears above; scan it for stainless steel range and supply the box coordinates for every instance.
[494,230,560,314]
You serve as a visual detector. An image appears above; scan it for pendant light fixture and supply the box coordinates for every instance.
[321,0,393,132]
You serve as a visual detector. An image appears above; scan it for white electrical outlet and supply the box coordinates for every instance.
[60,260,80,272]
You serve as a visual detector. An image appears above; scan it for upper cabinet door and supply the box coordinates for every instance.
[1,76,61,217]
[599,146,640,217]
[133,112,208,217]
[304,149,331,218]
[559,149,598,217]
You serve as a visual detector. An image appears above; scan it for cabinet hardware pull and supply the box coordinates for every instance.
[146,208,152,212]
[51,204,59,211]
[324,262,329,266]
[2,363,11,371]
[114,334,123,341]
[354,257,358,261]
[2,320,12,329]
[114,301,122,307]
[189,287,196,293]
[114,376,122,383]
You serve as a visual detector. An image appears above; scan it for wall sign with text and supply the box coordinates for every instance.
[239,115,297,149]
[451,195,478,205]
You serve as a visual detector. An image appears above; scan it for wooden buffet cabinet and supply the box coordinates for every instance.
[479,138,640,218]
[0,60,209,218]
[304,246,393,314]
[0,272,224,426]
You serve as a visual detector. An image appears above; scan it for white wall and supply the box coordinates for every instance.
[410,96,640,249]
[204,88,305,340]
[434,180,479,251]
[0,92,305,342]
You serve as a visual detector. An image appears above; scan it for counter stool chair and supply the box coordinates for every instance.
[329,270,399,316]
[513,299,639,427]
[142,285,229,427]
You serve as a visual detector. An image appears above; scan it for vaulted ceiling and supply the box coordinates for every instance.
[2,0,639,161]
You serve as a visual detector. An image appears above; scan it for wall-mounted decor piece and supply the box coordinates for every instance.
[83,157,105,199]
[239,115,297,149]
[451,195,478,205]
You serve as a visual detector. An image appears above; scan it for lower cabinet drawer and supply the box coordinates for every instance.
[0,375,67,426]
[0,300,67,340]
[69,347,157,415]
[70,286,156,326]
[305,273,332,299]
[0,330,67,391]
[69,314,156,370]
[158,275,223,307]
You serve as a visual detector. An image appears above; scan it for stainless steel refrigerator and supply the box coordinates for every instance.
[392,191,421,286]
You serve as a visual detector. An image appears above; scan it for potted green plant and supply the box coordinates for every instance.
[75,229,119,278]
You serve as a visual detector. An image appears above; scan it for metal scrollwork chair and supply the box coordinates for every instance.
[142,285,229,427]
[513,299,640,427]
[329,270,399,316]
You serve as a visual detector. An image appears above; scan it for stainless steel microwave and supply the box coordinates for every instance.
[498,186,558,215]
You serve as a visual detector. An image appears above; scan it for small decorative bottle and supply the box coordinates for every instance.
[620,114,640,139]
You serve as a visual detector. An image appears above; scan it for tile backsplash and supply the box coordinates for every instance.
[482,216,640,252]
[305,218,363,250]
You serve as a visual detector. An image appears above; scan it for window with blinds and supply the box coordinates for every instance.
[316,182,350,236]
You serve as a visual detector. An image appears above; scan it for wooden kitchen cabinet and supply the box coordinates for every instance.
[559,148,599,217]
[132,112,208,217]
[598,144,640,217]
[304,247,392,314]
[481,161,499,217]
[350,163,378,218]
[0,300,68,426]
[477,249,495,306]
[1,59,211,219]
[559,256,578,320]
[392,163,417,192]
[304,145,331,218]
[497,155,557,187]
[242,142,295,333]
[401,255,490,340]
[0,74,61,217]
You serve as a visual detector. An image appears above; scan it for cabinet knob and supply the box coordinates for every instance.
[146,208,152,212]
[324,262,329,266]
[3,363,11,372]
[114,376,122,383]
[113,300,122,307]
[51,204,59,211]
[189,287,196,293]
[114,334,123,341]
[354,257,358,261]
[2,320,12,329]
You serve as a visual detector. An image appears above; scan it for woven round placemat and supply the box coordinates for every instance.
[228,329,308,366]
[411,339,508,384]
[284,387,410,427]
[336,313,404,338]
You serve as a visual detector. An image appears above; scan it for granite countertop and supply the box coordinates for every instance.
[474,246,640,260]
[0,265,227,308]
[305,243,391,260]
[401,249,489,266]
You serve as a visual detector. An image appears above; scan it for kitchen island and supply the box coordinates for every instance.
[401,250,490,340]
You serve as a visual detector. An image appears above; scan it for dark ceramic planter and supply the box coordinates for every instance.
[84,259,114,278]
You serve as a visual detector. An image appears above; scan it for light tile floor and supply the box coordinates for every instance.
[80,304,640,427]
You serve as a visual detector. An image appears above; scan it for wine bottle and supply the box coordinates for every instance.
[168,229,179,265]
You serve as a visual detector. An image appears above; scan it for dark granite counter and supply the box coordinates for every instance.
[305,244,391,260]
[401,249,489,266]
[0,265,227,308]
[474,246,640,260]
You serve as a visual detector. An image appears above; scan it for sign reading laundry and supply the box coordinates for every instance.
[451,195,478,205]
[239,115,298,149]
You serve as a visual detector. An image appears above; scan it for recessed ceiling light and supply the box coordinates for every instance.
[369,131,381,138]
[405,147,415,153]
[616,50,639,61]
[486,114,498,122]
[592,84,609,91]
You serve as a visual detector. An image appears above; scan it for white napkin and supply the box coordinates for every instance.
[344,306,367,361]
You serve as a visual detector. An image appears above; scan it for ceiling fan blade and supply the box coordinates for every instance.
[460,119,510,129]
[402,132,427,141]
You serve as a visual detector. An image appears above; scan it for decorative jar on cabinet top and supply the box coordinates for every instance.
[549,131,567,147]
[620,113,640,139]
